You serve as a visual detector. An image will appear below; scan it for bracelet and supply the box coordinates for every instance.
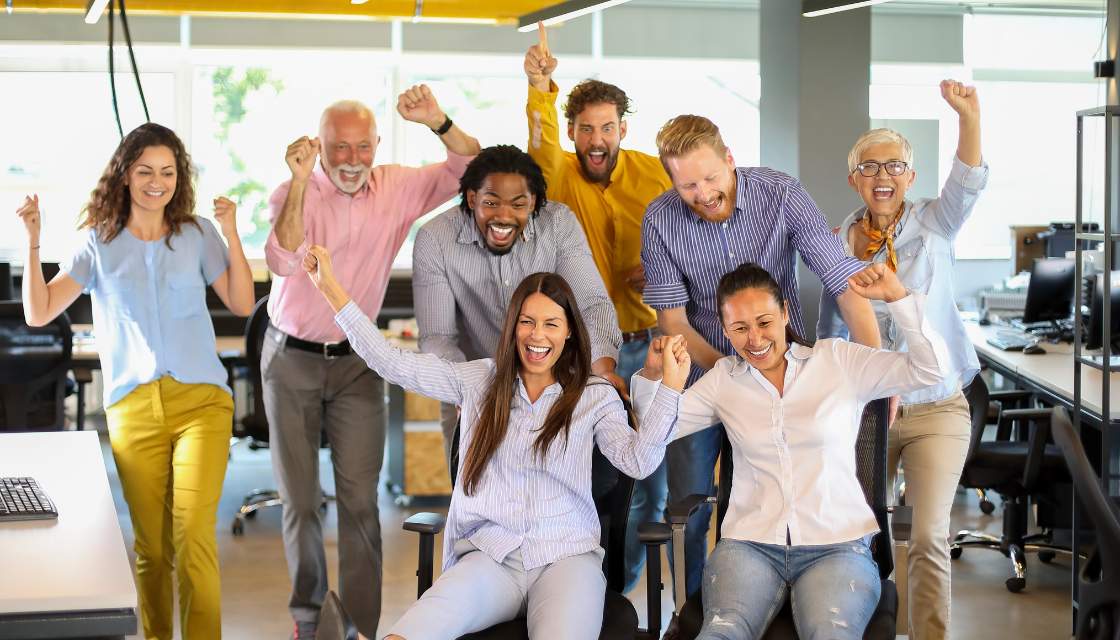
[431,116,453,136]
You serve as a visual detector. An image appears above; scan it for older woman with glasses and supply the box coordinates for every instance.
[817,79,987,640]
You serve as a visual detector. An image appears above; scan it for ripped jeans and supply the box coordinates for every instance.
[697,535,880,640]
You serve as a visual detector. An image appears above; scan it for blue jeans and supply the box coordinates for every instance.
[616,337,669,592]
[697,536,881,640]
[667,424,723,597]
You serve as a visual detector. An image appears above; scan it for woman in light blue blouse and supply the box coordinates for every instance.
[18,123,255,640]
[302,245,687,640]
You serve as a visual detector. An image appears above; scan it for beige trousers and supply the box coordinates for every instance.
[889,389,971,640]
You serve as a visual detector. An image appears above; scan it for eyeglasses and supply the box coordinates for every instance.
[852,160,909,177]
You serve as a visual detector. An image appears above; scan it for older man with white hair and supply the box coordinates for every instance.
[263,86,480,640]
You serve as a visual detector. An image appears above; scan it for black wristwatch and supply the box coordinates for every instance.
[431,116,453,136]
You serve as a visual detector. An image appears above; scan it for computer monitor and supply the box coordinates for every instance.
[0,263,11,301]
[1022,258,1076,324]
[1086,271,1120,351]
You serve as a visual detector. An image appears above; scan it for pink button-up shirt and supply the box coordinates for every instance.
[265,152,471,343]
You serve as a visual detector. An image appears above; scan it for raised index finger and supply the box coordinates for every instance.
[537,21,550,57]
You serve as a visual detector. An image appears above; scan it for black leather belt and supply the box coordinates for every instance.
[621,328,656,344]
[272,324,352,359]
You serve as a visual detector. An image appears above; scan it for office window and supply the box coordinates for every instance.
[871,13,1104,260]
[0,65,175,264]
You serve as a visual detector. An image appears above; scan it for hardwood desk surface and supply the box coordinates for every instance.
[966,322,1120,422]
[0,431,137,616]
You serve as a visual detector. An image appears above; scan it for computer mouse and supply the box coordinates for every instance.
[1023,343,1047,355]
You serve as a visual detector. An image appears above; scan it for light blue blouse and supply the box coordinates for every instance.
[64,218,231,407]
[817,156,988,405]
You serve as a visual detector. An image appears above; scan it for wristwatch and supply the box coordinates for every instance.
[431,116,453,136]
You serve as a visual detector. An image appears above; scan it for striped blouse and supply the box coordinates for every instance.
[335,301,680,571]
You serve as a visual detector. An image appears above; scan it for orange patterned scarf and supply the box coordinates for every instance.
[857,210,903,272]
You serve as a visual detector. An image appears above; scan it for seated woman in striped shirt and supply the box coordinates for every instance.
[301,244,689,640]
[632,261,948,640]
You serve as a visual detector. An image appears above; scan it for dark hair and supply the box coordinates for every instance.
[460,272,592,495]
[716,263,812,348]
[458,145,548,219]
[81,122,200,248]
[563,79,632,122]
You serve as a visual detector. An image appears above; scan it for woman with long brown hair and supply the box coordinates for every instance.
[301,244,687,639]
[17,122,255,639]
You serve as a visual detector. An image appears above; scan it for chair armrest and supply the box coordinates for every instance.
[403,512,446,535]
[998,408,1053,442]
[665,493,716,525]
[1019,411,1054,490]
[638,522,672,545]
[889,505,913,543]
[990,390,1035,406]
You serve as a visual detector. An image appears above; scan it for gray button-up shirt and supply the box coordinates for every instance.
[412,201,621,364]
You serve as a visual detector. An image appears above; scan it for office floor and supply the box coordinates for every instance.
[93,424,1074,640]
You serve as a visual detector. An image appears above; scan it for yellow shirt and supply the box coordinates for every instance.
[526,82,671,334]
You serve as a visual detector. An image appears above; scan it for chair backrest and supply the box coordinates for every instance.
[1051,407,1120,640]
[240,295,271,442]
[963,377,991,465]
[0,301,72,431]
[447,382,637,593]
[713,398,893,578]
[318,590,358,640]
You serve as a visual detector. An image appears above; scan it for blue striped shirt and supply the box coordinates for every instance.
[641,167,866,385]
[334,301,680,572]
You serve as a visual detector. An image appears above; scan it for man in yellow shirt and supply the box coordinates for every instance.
[524,24,671,593]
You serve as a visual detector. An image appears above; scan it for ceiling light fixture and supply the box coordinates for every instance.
[85,0,110,23]
[517,0,632,33]
[802,0,894,18]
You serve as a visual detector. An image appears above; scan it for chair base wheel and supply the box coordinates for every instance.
[232,519,244,536]
[980,499,995,515]
[1005,577,1025,593]
[950,545,962,559]
[1038,550,1056,563]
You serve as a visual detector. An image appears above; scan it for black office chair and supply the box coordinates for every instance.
[319,590,359,640]
[648,399,903,640]
[0,301,72,431]
[401,390,665,640]
[1052,406,1120,640]
[952,377,1071,592]
[230,295,332,535]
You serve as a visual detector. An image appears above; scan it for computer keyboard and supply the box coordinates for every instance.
[986,330,1037,351]
[0,477,58,522]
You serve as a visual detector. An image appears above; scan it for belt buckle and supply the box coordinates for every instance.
[322,341,341,360]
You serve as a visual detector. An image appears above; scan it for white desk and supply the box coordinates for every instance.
[0,431,137,639]
[966,322,1120,423]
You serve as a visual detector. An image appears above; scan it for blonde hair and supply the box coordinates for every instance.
[847,128,913,173]
[656,115,728,164]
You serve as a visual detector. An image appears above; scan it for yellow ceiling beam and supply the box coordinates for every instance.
[15,0,558,22]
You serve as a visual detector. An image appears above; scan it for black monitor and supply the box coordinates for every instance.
[0,263,11,301]
[1087,271,1120,351]
[1022,258,1076,324]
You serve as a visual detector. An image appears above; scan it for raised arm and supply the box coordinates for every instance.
[17,195,82,326]
[303,245,473,405]
[839,264,948,400]
[397,84,481,158]
[926,80,988,238]
[596,335,689,478]
[524,23,567,192]
[630,335,720,442]
[273,136,317,253]
[208,197,255,316]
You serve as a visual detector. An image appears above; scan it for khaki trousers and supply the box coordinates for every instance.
[889,389,971,640]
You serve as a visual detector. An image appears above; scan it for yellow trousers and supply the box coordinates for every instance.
[106,376,233,640]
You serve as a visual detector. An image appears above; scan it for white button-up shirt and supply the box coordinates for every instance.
[633,294,948,546]
[335,301,679,572]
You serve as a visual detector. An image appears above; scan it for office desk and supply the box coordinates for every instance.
[69,324,246,431]
[0,431,137,639]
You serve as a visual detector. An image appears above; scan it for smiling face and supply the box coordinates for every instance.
[568,102,625,185]
[664,144,737,223]
[721,286,790,376]
[125,145,177,217]
[321,109,377,194]
[849,141,916,221]
[469,172,534,255]
[515,292,570,381]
